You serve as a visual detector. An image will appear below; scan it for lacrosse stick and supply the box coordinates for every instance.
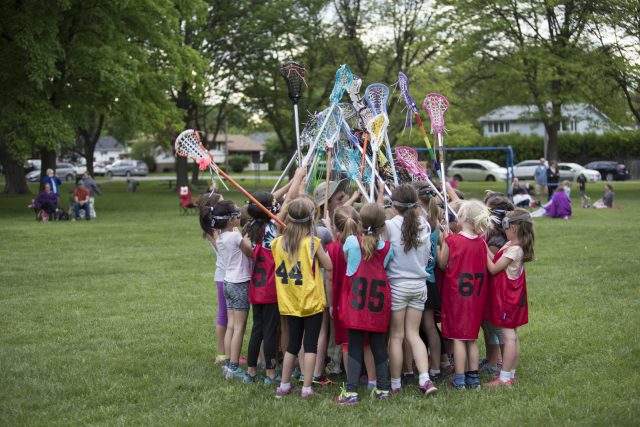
[364,84,399,185]
[365,114,389,200]
[175,129,285,228]
[279,61,307,166]
[334,144,372,203]
[323,108,343,208]
[398,72,438,172]
[423,93,450,228]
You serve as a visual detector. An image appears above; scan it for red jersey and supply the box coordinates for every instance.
[327,241,348,345]
[486,248,528,329]
[250,243,277,304]
[340,240,391,333]
[441,233,488,340]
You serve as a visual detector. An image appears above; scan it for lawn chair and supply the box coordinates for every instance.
[179,186,199,215]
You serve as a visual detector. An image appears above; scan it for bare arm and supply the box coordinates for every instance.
[344,189,361,207]
[437,239,449,270]
[240,235,253,258]
[376,180,386,206]
[487,253,513,275]
[273,179,292,202]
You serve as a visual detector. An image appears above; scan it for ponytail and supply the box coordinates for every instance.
[392,184,422,252]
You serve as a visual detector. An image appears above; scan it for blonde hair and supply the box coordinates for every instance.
[507,208,535,262]
[414,182,442,231]
[333,205,360,245]
[359,203,386,260]
[457,200,492,235]
[282,197,316,261]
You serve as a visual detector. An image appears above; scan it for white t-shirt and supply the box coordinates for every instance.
[501,243,524,280]
[207,238,226,282]
[384,215,431,285]
[217,230,252,283]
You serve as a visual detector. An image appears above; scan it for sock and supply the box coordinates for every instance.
[453,373,465,386]
[279,382,291,391]
[368,380,377,389]
[224,358,230,367]
[403,371,414,377]
[440,358,451,368]
[418,373,431,387]
[497,358,503,367]
[216,354,225,362]
[391,378,402,390]
[465,370,480,385]
[229,362,239,371]
[302,386,312,394]
[510,369,516,378]
[429,369,441,377]
[499,370,511,383]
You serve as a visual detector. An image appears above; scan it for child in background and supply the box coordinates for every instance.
[576,175,590,208]
[593,183,615,208]
[243,192,282,385]
[385,184,437,395]
[336,203,393,404]
[484,209,534,387]
[272,197,333,399]
[438,200,491,389]
[198,193,227,365]
[213,200,254,381]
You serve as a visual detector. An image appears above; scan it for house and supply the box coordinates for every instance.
[94,136,128,163]
[478,103,618,137]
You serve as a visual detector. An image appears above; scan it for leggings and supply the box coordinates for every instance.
[247,303,280,369]
[286,312,323,355]
[346,329,389,392]
[216,281,228,327]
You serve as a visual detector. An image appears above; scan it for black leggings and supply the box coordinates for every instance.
[286,312,323,355]
[346,329,389,392]
[247,303,280,370]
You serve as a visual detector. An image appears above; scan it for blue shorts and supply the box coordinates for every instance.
[482,321,504,345]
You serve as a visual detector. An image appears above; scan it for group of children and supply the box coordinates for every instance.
[197,166,535,403]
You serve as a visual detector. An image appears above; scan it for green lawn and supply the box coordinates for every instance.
[1,179,639,426]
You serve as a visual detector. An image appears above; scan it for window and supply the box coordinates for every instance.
[570,120,576,131]
[490,121,510,134]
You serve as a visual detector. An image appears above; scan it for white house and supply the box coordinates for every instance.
[478,103,618,137]
[94,136,128,162]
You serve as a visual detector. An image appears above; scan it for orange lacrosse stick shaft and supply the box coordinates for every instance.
[360,133,369,179]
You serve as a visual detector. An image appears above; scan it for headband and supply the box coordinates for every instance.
[287,209,316,224]
[210,208,240,227]
[365,224,385,235]
[247,198,281,214]
[502,213,532,230]
[392,200,417,209]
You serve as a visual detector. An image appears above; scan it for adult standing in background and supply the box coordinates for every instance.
[42,168,62,196]
[546,160,560,201]
[81,171,101,218]
[533,158,547,206]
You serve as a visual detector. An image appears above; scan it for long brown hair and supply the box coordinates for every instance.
[507,208,535,262]
[360,203,386,260]
[198,192,223,237]
[392,184,422,252]
[282,197,316,261]
[333,205,360,245]
[245,191,278,245]
[414,182,441,231]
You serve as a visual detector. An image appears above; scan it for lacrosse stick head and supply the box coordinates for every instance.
[338,102,357,121]
[324,108,342,150]
[364,84,390,115]
[334,145,372,184]
[422,93,449,134]
[329,64,353,105]
[175,129,213,170]
[394,146,428,182]
[347,74,363,102]
[279,60,307,103]
[365,113,389,149]
[398,72,419,114]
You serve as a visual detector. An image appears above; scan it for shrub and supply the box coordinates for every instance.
[227,155,250,173]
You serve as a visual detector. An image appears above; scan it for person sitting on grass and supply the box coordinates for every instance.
[530,183,572,220]
[593,184,615,209]
[73,181,91,221]
[30,183,59,221]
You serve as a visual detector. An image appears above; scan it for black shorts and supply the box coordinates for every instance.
[424,280,441,310]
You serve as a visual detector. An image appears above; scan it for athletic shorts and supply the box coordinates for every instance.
[223,280,250,311]
[482,321,504,345]
[424,280,442,310]
[391,281,427,312]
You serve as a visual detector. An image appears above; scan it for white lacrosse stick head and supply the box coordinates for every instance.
[364,84,390,115]
[175,129,209,161]
[366,113,389,150]
[422,93,449,135]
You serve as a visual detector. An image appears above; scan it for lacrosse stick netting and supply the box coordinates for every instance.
[394,146,429,182]
[365,113,389,200]
[279,61,307,103]
[175,129,285,228]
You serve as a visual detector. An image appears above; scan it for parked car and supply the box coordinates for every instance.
[93,161,110,176]
[24,159,41,174]
[105,159,148,177]
[584,161,629,181]
[513,159,548,180]
[26,162,77,182]
[447,159,508,182]
[558,162,601,182]
[73,158,87,176]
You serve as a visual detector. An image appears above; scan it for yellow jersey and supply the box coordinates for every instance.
[271,235,325,317]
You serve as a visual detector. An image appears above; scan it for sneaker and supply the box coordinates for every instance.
[367,382,377,392]
[479,364,499,376]
[214,357,225,366]
[419,380,438,396]
[301,388,319,400]
[465,382,481,390]
[483,377,513,388]
[401,372,416,386]
[242,372,259,383]
[239,356,247,365]
[335,388,359,405]
[479,358,489,368]
[312,375,335,386]
[371,388,391,400]
[430,373,443,383]
[225,367,246,381]
[449,380,465,390]
[275,384,296,399]
[264,374,281,385]
[222,365,229,377]
[291,369,302,381]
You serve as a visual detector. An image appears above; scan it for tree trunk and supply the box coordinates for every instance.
[79,113,105,176]
[39,148,57,192]
[545,121,560,163]
[0,143,29,195]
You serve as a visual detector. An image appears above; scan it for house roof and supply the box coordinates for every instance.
[478,103,604,122]
[96,135,124,151]
[208,134,263,153]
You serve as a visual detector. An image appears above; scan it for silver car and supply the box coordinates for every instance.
[26,162,77,182]
[558,163,601,182]
[514,159,548,180]
[448,159,508,182]
[105,160,149,177]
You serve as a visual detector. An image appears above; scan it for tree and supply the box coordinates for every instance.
[442,0,605,161]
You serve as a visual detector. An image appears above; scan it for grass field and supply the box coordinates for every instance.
[1,179,639,426]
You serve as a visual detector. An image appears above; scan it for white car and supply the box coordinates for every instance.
[514,159,548,180]
[447,159,508,182]
[558,162,601,182]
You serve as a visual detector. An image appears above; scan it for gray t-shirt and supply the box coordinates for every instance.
[384,215,431,285]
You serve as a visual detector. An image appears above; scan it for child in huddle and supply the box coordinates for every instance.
[484,208,534,387]
[385,184,437,395]
[212,201,254,381]
[335,203,393,404]
[272,197,333,400]
[438,200,492,389]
